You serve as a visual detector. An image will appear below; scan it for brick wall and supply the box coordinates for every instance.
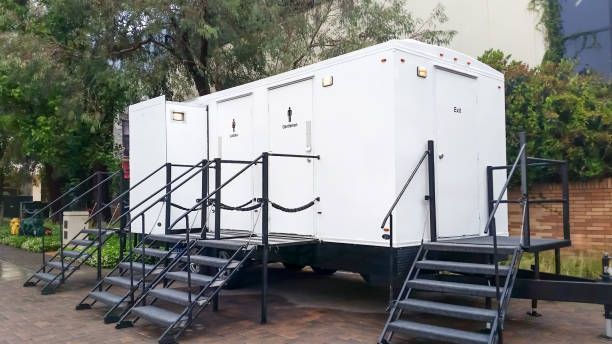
[508,178,612,254]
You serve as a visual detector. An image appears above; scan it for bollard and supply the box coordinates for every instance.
[603,252,610,338]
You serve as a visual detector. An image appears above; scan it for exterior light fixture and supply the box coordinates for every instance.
[417,66,428,78]
[322,76,334,87]
[172,111,185,121]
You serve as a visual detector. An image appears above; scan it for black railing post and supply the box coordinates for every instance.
[560,161,570,241]
[214,159,221,241]
[213,158,221,312]
[59,212,65,281]
[388,214,394,302]
[261,152,269,324]
[427,140,437,242]
[486,166,496,235]
[119,167,129,261]
[95,171,103,284]
[201,160,209,239]
[165,163,172,234]
[519,132,530,249]
[141,213,146,305]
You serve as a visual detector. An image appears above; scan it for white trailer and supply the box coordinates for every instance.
[129,39,508,279]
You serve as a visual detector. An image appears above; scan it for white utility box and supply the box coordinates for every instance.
[62,211,90,241]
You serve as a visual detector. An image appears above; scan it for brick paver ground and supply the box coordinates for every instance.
[0,244,609,343]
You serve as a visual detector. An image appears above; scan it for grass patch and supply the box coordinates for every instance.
[519,251,603,280]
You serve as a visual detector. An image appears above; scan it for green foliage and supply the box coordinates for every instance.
[0,221,61,252]
[479,50,611,181]
[529,0,564,62]
[520,251,602,280]
[84,235,125,269]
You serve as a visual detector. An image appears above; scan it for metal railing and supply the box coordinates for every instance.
[25,171,120,282]
[162,152,320,324]
[380,140,437,301]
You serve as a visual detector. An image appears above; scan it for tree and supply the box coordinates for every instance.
[0,0,456,201]
[479,49,611,181]
[85,0,456,96]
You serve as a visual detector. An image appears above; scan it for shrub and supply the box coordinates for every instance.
[479,50,611,182]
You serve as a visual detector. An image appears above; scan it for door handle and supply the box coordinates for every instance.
[438,154,444,159]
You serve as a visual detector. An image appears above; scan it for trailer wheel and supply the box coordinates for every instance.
[312,267,337,275]
[282,263,305,272]
[360,273,371,284]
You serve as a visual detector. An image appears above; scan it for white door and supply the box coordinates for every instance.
[215,95,254,231]
[165,103,207,232]
[434,67,481,238]
[267,79,315,236]
[129,96,167,235]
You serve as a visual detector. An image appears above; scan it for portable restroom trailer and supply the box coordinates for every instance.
[129,39,508,280]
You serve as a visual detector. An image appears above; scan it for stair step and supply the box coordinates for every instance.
[424,242,516,255]
[131,305,185,327]
[62,250,90,260]
[136,247,173,258]
[149,288,195,306]
[165,271,222,287]
[417,260,510,276]
[81,228,113,236]
[397,299,498,322]
[34,272,60,283]
[180,255,238,268]
[46,261,77,271]
[146,234,186,243]
[104,276,141,289]
[89,291,127,307]
[195,239,248,251]
[118,262,160,274]
[70,239,98,247]
[388,319,489,344]
[407,279,498,298]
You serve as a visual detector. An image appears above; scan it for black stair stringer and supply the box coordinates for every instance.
[23,228,116,294]
[75,233,192,322]
[378,241,523,344]
[115,240,257,344]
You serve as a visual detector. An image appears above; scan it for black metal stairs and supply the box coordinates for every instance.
[23,228,116,294]
[115,238,257,344]
[75,234,188,322]
[379,241,522,344]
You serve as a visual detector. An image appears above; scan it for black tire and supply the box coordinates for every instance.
[283,263,306,272]
[312,267,337,275]
[360,273,371,284]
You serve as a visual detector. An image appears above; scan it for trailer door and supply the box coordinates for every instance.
[434,67,481,238]
[215,94,255,232]
[267,79,315,236]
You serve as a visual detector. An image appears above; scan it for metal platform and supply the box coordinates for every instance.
[441,235,571,253]
[164,229,319,248]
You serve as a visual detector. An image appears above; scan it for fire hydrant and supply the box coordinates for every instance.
[9,218,20,235]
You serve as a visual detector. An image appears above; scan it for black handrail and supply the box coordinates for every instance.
[118,160,214,231]
[26,172,101,220]
[86,163,168,223]
[484,140,526,344]
[91,160,207,227]
[48,171,120,219]
[380,150,429,229]
[164,152,320,325]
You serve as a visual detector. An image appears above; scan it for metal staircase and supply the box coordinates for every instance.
[379,137,530,344]
[76,234,188,322]
[115,238,257,344]
[23,227,116,294]
[379,242,522,344]
[23,171,120,294]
